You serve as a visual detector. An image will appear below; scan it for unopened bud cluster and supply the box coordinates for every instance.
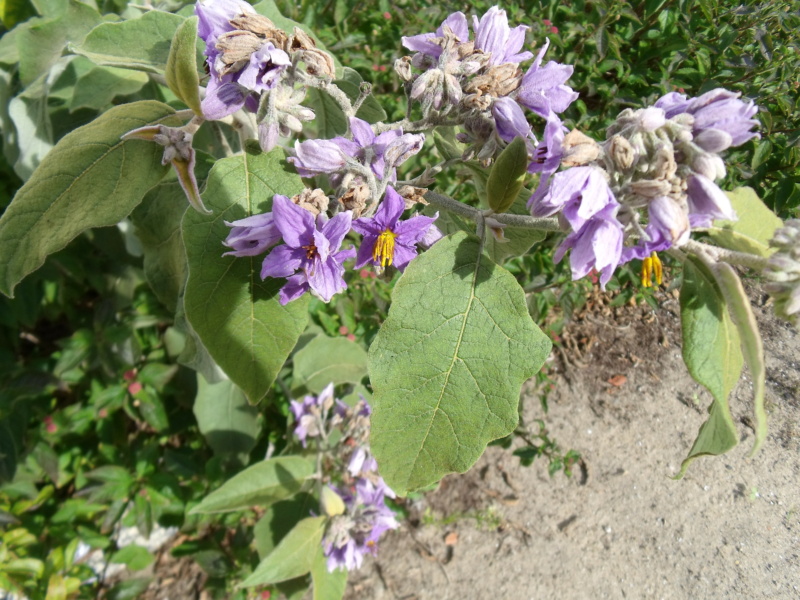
[764,219,800,322]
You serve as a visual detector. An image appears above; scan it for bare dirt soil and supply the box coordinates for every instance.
[346,287,800,600]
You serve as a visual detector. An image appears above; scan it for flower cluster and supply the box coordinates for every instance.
[223,187,439,304]
[398,7,578,160]
[764,219,800,323]
[195,0,332,149]
[288,384,398,572]
[529,88,759,286]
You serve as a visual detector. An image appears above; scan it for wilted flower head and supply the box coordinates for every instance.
[260,196,355,304]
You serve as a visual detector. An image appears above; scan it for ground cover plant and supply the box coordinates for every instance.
[0,0,798,597]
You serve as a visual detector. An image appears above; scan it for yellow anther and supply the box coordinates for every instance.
[640,251,663,288]
[641,256,653,288]
[373,229,397,268]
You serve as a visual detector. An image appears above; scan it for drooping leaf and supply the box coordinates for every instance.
[17,0,102,86]
[707,187,783,257]
[0,100,177,297]
[713,262,767,455]
[190,456,314,514]
[182,144,309,402]
[675,257,743,479]
[487,136,528,214]
[292,335,368,394]
[240,516,325,587]
[193,375,261,460]
[165,16,202,115]
[369,231,551,494]
[71,11,190,74]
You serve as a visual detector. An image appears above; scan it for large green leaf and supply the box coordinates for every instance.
[292,335,368,394]
[190,456,314,514]
[707,187,783,257]
[369,231,551,494]
[69,65,149,112]
[17,0,101,86]
[71,11,192,74]
[240,516,325,587]
[182,145,309,402]
[675,257,743,479]
[0,100,177,297]
[193,376,261,460]
[305,68,387,139]
[254,493,317,559]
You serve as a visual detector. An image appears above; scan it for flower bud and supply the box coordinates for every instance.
[561,129,600,167]
[608,135,635,170]
[693,128,733,153]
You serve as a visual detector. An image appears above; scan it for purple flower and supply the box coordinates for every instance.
[471,6,533,66]
[323,477,399,572]
[529,166,618,232]
[517,40,579,119]
[196,0,289,120]
[492,97,535,144]
[620,196,686,263]
[656,88,759,149]
[401,12,470,60]
[290,384,334,447]
[289,118,424,183]
[222,213,281,257]
[554,205,623,288]
[260,196,355,304]
[528,112,566,175]
[686,174,737,227]
[351,186,438,271]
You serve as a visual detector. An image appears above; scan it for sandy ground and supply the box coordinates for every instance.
[345,289,800,600]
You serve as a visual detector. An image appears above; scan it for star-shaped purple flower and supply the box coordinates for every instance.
[351,187,438,272]
[260,196,355,304]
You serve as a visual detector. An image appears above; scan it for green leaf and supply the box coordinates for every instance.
[69,65,149,112]
[292,335,368,394]
[675,257,743,479]
[487,136,528,214]
[71,11,189,74]
[337,67,387,124]
[110,545,154,571]
[240,516,325,587]
[707,187,783,257]
[311,545,347,600]
[254,492,316,559]
[369,231,551,494]
[182,145,309,402]
[713,262,767,456]
[0,0,36,29]
[190,456,314,514]
[17,0,102,86]
[193,375,261,459]
[165,16,202,115]
[0,100,177,297]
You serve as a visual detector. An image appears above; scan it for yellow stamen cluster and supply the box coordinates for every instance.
[373,229,397,268]
[641,251,663,288]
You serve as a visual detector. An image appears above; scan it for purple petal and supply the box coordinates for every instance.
[391,243,419,271]
[201,80,248,120]
[373,186,405,230]
[280,273,310,304]
[354,234,379,268]
[272,195,315,247]
[394,213,438,245]
[438,12,469,40]
[289,139,347,177]
[261,244,305,279]
[401,33,442,58]
[321,211,353,251]
[648,195,689,246]
[473,7,509,65]
[686,174,737,222]
[349,117,376,148]
[307,257,346,302]
[492,97,533,143]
